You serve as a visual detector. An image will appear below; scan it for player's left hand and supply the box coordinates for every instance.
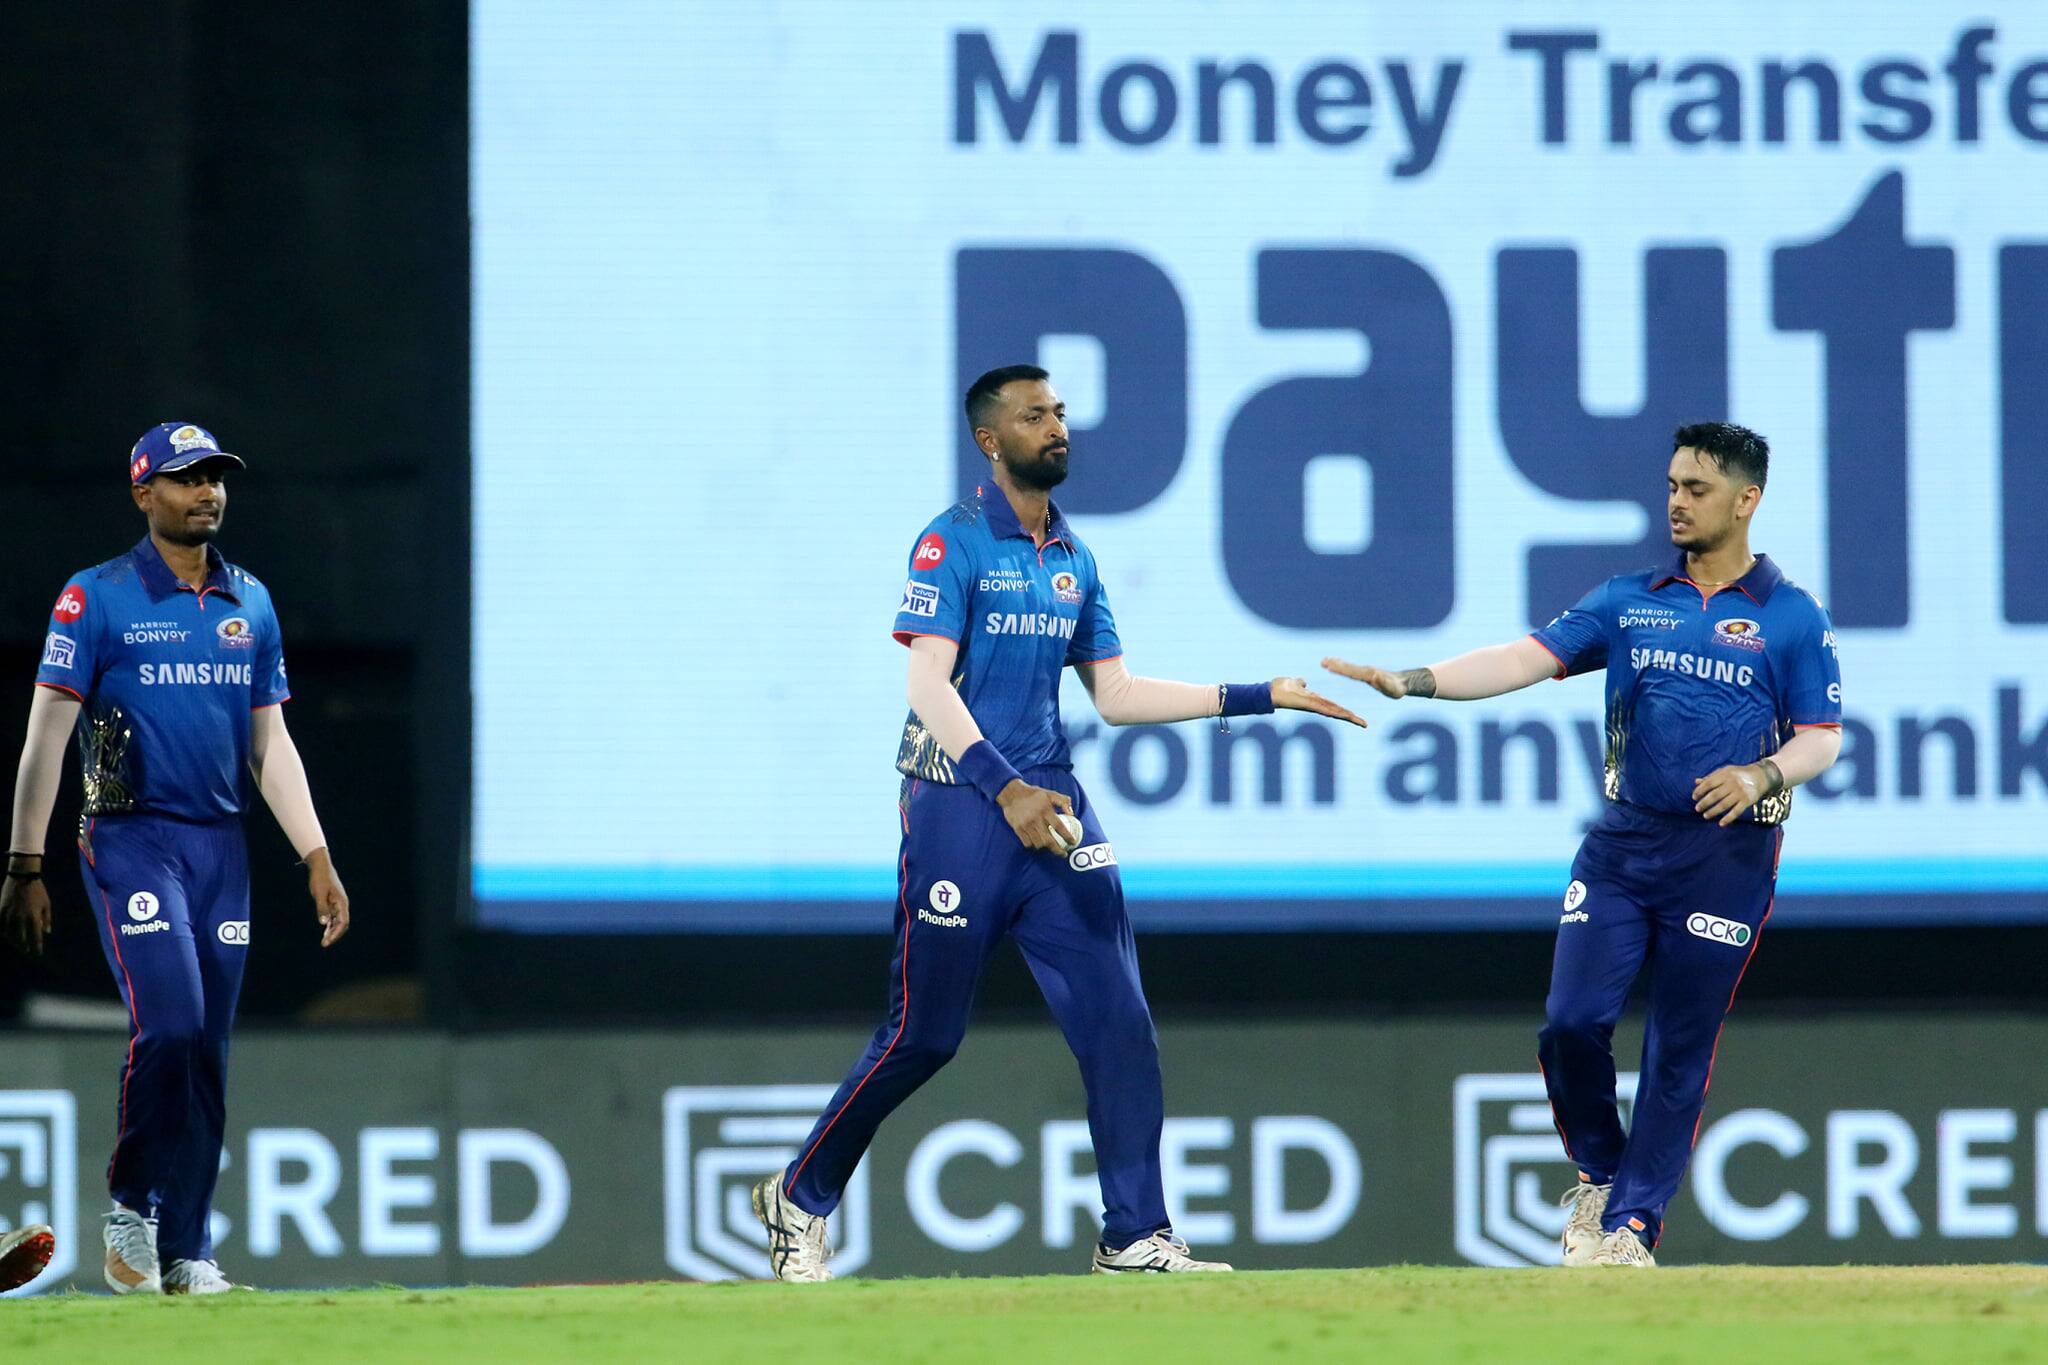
[304,847,350,948]
[1270,677,1369,730]
[1692,764,1768,827]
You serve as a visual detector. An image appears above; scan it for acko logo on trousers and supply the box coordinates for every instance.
[1687,913,1752,947]
[1452,1072,1639,1266]
[661,1084,871,1281]
[1068,842,1116,872]
[218,921,251,946]
[0,1091,78,1296]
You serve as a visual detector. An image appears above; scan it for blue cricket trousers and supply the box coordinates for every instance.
[784,767,1169,1248]
[81,814,250,1265]
[1538,803,1781,1248]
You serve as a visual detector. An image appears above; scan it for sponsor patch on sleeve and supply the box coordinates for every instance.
[41,633,76,669]
[52,584,87,623]
[900,581,941,618]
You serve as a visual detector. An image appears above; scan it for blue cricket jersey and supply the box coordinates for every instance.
[891,484,1121,783]
[1531,553,1842,824]
[35,537,291,823]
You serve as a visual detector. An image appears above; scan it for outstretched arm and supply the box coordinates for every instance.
[2,688,80,955]
[249,704,350,947]
[1075,656,1368,729]
[1323,636,1561,702]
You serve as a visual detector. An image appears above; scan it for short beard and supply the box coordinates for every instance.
[157,519,219,548]
[1005,448,1069,492]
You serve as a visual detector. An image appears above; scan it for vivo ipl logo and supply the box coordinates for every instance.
[1451,1072,1638,1266]
[0,1091,78,1296]
[661,1085,872,1281]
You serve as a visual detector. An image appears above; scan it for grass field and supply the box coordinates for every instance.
[4,1267,2045,1364]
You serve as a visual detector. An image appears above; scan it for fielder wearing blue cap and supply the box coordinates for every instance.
[1324,422,1843,1269]
[1,422,351,1295]
[749,366,1370,1281]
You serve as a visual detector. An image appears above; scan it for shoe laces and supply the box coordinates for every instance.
[1141,1232,1199,1266]
[105,1210,157,1265]
[1559,1183,1607,1231]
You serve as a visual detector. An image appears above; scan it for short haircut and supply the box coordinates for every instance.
[965,364,1050,431]
[1673,421,1769,490]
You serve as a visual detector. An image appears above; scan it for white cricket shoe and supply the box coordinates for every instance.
[163,1258,240,1294]
[0,1222,56,1292]
[103,1206,160,1295]
[1559,1181,1611,1266]
[751,1176,833,1282]
[1091,1232,1233,1274]
[1591,1226,1657,1267]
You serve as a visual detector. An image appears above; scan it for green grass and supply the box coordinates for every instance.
[5,1267,2046,1364]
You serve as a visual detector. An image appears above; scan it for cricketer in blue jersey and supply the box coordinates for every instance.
[751,365,1367,1281]
[2,422,351,1296]
[1325,423,1842,1268]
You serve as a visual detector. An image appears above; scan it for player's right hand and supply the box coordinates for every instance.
[1321,657,1410,699]
[0,876,53,957]
[995,781,1077,853]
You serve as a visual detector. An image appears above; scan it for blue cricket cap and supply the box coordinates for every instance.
[129,422,247,484]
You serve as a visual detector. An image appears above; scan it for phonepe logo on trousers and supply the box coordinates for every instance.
[662,1085,872,1281]
[0,1091,77,1296]
[121,891,170,937]
[1453,1072,1640,1267]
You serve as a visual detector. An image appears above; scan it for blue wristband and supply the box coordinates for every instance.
[957,740,1023,802]
[1221,682,1275,717]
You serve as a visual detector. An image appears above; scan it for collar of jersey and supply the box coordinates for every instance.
[130,535,240,604]
[1649,551,1782,605]
[978,483,1075,549]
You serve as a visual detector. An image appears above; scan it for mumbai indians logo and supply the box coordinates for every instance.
[1712,618,1766,652]
[1051,571,1082,605]
[168,425,217,454]
[215,617,256,649]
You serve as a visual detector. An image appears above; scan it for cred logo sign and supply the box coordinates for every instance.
[0,1091,78,1297]
[1452,1072,1639,1266]
[662,1085,871,1282]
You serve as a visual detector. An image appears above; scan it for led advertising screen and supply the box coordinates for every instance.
[472,2,2048,930]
